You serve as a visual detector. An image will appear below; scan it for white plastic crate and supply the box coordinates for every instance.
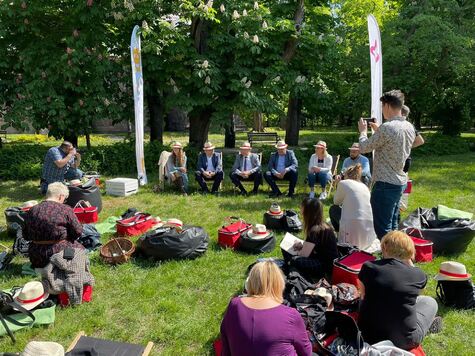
[106,178,139,197]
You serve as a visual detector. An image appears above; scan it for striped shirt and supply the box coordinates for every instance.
[359,117,415,186]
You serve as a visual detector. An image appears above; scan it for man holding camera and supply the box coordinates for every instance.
[358,90,415,239]
[41,141,83,194]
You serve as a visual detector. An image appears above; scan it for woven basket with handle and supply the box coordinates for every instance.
[100,238,135,265]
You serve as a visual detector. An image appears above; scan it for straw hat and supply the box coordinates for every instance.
[314,141,327,149]
[165,218,183,229]
[152,217,164,228]
[267,203,283,218]
[246,224,271,240]
[434,261,471,281]
[21,341,64,356]
[203,142,215,151]
[13,281,49,311]
[348,143,360,151]
[275,140,288,149]
[21,200,38,210]
[239,141,252,150]
[171,141,183,149]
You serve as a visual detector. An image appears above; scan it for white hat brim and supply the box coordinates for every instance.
[246,231,271,240]
[13,290,49,311]
[434,273,471,281]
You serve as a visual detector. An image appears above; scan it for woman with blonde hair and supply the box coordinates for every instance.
[331,163,378,251]
[220,261,311,355]
[358,231,441,350]
[165,141,188,195]
[308,140,333,200]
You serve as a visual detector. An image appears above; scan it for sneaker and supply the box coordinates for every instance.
[309,191,315,199]
[319,191,327,200]
[429,316,443,334]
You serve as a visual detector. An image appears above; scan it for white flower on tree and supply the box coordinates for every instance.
[242,9,248,16]
[244,80,252,88]
[243,32,249,39]
[262,21,268,29]
[205,76,211,85]
[202,60,209,69]
[232,10,240,19]
[241,77,248,83]
[220,4,225,12]
[170,78,176,86]
[254,2,259,10]
[252,35,259,44]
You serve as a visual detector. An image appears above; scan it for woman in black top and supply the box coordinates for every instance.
[358,231,439,350]
[284,198,338,280]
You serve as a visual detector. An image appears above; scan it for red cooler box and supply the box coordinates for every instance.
[333,250,376,286]
[218,217,251,249]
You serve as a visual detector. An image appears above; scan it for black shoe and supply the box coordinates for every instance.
[429,316,443,334]
[269,191,282,198]
[286,193,295,198]
[240,190,248,196]
[251,190,259,195]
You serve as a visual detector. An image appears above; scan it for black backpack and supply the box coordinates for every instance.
[283,210,303,232]
[436,280,475,310]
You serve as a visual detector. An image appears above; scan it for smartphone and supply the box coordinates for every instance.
[63,247,75,260]
[363,118,375,128]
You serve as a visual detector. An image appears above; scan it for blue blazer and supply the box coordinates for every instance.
[267,150,298,174]
[197,152,222,172]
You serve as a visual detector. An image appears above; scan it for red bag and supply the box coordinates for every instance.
[404,179,413,194]
[218,217,252,249]
[116,213,155,236]
[73,200,98,224]
[213,339,222,356]
[406,228,433,263]
[58,285,93,306]
[333,250,376,286]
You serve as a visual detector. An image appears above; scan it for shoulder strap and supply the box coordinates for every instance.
[436,282,446,304]
[0,299,35,343]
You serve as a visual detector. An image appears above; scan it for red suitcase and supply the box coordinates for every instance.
[116,213,155,236]
[73,200,98,224]
[332,250,376,286]
[406,228,433,263]
[218,217,252,249]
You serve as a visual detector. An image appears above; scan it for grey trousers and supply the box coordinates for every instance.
[405,296,438,349]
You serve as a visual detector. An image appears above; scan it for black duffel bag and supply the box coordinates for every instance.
[399,207,475,254]
[137,226,209,261]
[65,178,102,213]
[263,212,285,230]
[4,207,27,238]
[263,210,302,232]
[437,280,475,310]
[238,228,276,254]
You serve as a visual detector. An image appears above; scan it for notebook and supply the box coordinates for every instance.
[280,232,315,257]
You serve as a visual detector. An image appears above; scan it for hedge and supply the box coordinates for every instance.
[0,133,471,181]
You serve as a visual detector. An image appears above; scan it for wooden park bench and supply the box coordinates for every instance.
[247,131,280,146]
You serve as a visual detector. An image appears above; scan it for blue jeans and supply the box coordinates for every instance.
[308,172,332,188]
[371,181,405,239]
[64,168,83,180]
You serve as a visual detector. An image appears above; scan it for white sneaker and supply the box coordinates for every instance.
[319,191,327,200]
[309,191,315,199]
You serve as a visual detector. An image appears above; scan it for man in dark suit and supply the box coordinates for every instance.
[230,141,262,195]
[264,140,298,198]
[195,142,224,194]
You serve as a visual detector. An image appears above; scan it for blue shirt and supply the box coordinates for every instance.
[342,155,371,178]
[276,155,286,173]
[41,146,74,184]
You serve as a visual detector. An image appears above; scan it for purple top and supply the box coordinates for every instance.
[220,297,312,356]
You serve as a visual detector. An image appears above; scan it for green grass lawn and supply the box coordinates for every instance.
[0,150,474,354]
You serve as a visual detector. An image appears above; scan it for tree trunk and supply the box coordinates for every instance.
[147,83,164,143]
[413,111,422,130]
[224,114,236,148]
[253,112,264,132]
[189,109,213,148]
[285,96,302,146]
[166,108,188,131]
[85,133,91,149]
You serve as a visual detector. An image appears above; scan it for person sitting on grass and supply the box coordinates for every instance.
[195,142,224,195]
[24,182,84,270]
[264,140,298,198]
[165,141,189,195]
[358,231,442,350]
[220,261,312,356]
[40,141,82,194]
[307,141,333,200]
[230,141,262,196]
[330,164,377,251]
[283,198,338,281]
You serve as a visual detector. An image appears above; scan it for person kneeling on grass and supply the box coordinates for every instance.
[283,198,338,281]
[358,231,442,350]
[220,261,312,356]
[165,141,189,195]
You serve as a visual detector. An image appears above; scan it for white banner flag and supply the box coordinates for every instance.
[131,25,147,185]
[367,14,383,125]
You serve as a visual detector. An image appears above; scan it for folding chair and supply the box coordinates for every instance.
[157,151,172,190]
[204,152,223,192]
[233,152,262,194]
[325,155,340,196]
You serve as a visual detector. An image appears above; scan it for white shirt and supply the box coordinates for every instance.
[206,156,215,172]
[308,154,333,174]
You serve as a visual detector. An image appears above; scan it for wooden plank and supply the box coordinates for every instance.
[67,331,86,352]
[142,342,154,356]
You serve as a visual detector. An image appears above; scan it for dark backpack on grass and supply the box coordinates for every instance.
[436,280,475,310]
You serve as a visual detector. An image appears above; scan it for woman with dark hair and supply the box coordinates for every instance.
[284,198,338,280]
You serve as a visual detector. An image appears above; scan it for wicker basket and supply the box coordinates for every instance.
[100,238,135,265]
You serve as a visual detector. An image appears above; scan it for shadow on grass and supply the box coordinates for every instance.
[0,182,41,202]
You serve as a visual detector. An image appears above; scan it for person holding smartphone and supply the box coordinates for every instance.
[357,90,415,239]
[41,141,83,194]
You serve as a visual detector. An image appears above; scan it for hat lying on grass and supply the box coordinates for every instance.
[267,203,283,218]
[246,224,272,240]
[13,281,49,311]
[21,341,64,356]
[434,261,471,281]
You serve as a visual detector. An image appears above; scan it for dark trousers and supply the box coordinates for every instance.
[329,205,342,232]
[264,170,298,195]
[371,181,405,239]
[230,171,262,193]
[195,171,224,193]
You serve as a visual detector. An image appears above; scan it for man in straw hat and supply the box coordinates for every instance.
[230,142,262,195]
[339,143,371,186]
[358,90,415,239]
[195,142,224,194]
[264,140,298,198]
